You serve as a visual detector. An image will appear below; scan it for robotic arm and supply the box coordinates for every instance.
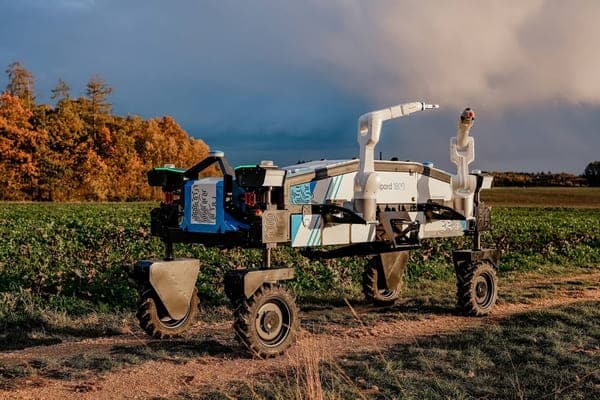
[354,102,439,221]
[451,108,477,218]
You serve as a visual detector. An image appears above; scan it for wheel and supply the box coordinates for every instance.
[234,283,299,358]
[136,287,199,338]
[456,261,498,316]
[362,254,406,306]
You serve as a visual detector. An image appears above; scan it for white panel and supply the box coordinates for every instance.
[312,179,332,203]
[416,174,452,202]
[309,174,357,204]
[263,170,285,187]
[427,178,452,200]
[376,171,417,204]
[351,223,377,243]
[420,220,465,239]
[482,176,494,189]
[311,173,357,204]
[329,173,356,202]
[292,215,322,247]
[322,223,350,246]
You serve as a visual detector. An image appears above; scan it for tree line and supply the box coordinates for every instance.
[490,161,600,187]
[490,171,589,187]
[0,61,209,201]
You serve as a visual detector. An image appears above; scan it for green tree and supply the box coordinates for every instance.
[584,161,600,186]
[5,61,35,109]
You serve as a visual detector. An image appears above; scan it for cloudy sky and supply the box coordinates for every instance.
[1,0,598,173]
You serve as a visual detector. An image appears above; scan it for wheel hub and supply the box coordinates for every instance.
[476,281,487,299]
[262,311,281,333]
[256,303,284,342]
[474,274,492,306]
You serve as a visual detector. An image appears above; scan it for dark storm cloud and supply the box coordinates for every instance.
[1,0,598,172]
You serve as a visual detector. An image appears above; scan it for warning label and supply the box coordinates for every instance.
[190,182,216,225]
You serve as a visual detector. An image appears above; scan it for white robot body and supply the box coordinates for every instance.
[284,103,491,248]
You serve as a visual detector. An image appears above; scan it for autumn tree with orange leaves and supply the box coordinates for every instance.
[0,92,46,199]
[0,62,210,201]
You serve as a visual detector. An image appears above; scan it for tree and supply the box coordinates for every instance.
[38,98,87,200]
[584,161,600,186]
[85,75,113,138]
[86,75,113,115]
[0,71,210,201]
[5,61,35,109]
[0,92,46,199]
[51,79,71,103]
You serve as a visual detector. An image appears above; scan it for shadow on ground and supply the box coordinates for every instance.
[0,336,243,390]
[0,314,123,352]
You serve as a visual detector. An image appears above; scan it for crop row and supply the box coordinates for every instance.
[0,203,598,314]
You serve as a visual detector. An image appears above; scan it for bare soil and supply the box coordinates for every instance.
[2,272,599,400]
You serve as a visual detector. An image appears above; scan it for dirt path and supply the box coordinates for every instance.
[2,272,599,400]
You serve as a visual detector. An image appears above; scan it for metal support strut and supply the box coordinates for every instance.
[471,172,492,252]
[473,188,481,251]
[263,245,273,269]
[165,241,174,261]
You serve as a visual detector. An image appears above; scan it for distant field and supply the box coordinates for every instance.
[482,187,600,208]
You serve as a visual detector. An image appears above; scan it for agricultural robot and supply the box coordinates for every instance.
[131,102,498,357]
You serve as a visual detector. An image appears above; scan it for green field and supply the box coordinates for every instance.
[0,194,598,315]
[483,186,600,208]
[0,190,598,399]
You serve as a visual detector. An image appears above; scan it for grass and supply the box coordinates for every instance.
[1,265,598,397]
[171,300,600,400]
[482,187,600,208]
[337,302,599,399]
[0,290,129,351]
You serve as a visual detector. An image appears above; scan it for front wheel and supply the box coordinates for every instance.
[456,261,498,316]
[234,283,299,358]
[136,287,200,338]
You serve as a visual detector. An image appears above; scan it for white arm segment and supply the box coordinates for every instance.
[355,102,439,222]
[451,108,477,218]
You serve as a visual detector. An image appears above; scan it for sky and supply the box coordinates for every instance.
[1,0,599,173]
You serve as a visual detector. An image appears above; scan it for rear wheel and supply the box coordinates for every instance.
[362,255,406,306]
[456,262,498,316]
[136,287,199,338]
[234,283,298,358]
